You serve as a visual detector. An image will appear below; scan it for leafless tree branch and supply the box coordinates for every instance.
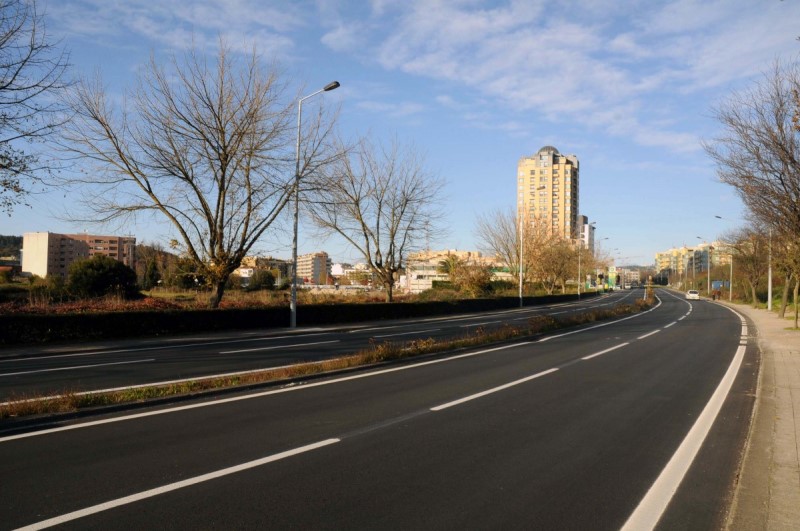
[59,42,340,307]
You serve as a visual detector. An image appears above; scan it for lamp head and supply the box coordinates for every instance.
[324,81,340,91]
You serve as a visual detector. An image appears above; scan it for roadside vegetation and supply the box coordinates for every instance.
[704,59,800,328]
[0,296,654,420]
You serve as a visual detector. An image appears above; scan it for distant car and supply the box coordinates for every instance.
[686,290,700,300]
[624,283,631,289]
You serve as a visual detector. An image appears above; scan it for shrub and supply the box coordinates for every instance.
[28,275,66,306]
[67,255,139,299]
[225,274,243,290]
[141,260,161,290]
[247,269,275,291]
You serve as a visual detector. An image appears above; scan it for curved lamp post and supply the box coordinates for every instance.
[291,81,340,328]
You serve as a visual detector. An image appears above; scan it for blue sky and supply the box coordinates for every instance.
[3,0,800,266]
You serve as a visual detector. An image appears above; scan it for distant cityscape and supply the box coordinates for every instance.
[2,145,741,293]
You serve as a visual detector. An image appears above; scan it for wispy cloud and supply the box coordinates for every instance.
[356,100,426,118]
[320,0,800,153]
[50,0,301,56]
[49,0,800,155]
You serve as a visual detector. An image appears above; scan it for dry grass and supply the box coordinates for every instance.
[0,298,654,421]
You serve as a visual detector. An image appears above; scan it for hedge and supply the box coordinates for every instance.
[0,292,599,345]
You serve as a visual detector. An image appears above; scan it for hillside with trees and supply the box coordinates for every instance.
[0,235,21,257]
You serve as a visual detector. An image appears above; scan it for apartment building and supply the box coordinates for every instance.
[654,242,732,279]
[237,256,292,285]
[22,232,136,278]
[297,251,332,285]
[517,146,580,240]
[404,249,501,294]
[577,215,596,254]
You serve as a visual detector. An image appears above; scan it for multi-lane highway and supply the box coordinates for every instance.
[0,289,757,529]
[1,290,638,400]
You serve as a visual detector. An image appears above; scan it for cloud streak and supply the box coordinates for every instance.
[49,1,800,154]
[321,0,800,153]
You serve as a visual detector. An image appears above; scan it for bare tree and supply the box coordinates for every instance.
[61,43,339,308]
[0,0,70,213]
[475,209,564,293]
[772,233,800,325]
[723,227,769,307]
[705,60,800,264]
[475,209,520,279]
[310,138,444,302]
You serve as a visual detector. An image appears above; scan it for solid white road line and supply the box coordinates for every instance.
[621,345,746,531]
[0,359,154,378]
[0,361,345,407]
[0,342,532,443]
[219,340,340,354]
[350,325,403,333]
[459,321,501,328]
[372,328,440,338]
[15,438,341,531]
[663,322,677,329]
[430,368,559,411]
[581,343,629,361]
[622,303,748,530]
[0,334,331,363]
[538,296,662,343]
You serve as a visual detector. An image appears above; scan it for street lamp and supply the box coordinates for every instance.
[697,236,711,295]
[519,186,546,308]
[291,81,340,328]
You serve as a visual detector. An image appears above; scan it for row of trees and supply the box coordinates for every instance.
[475,210,606,295]
[704,60,800,325]
[1,0,443,307]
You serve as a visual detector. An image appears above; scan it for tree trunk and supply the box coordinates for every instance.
[747,280,758,308]
[779,273,791,319]
[209,280,226,309]
[385,282,393,302]
[793,279,798,330]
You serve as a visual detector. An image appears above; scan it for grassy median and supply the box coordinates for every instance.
[1,298,654,421]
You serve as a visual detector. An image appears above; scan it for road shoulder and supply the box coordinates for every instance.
[722,302,800,530]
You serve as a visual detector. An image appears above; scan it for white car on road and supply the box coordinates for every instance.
[686,290,700,300]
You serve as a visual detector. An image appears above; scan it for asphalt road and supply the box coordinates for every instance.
[0,289,757,529]
[0,290,642,400]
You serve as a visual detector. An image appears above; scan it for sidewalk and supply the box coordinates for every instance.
[721,301,800,530]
